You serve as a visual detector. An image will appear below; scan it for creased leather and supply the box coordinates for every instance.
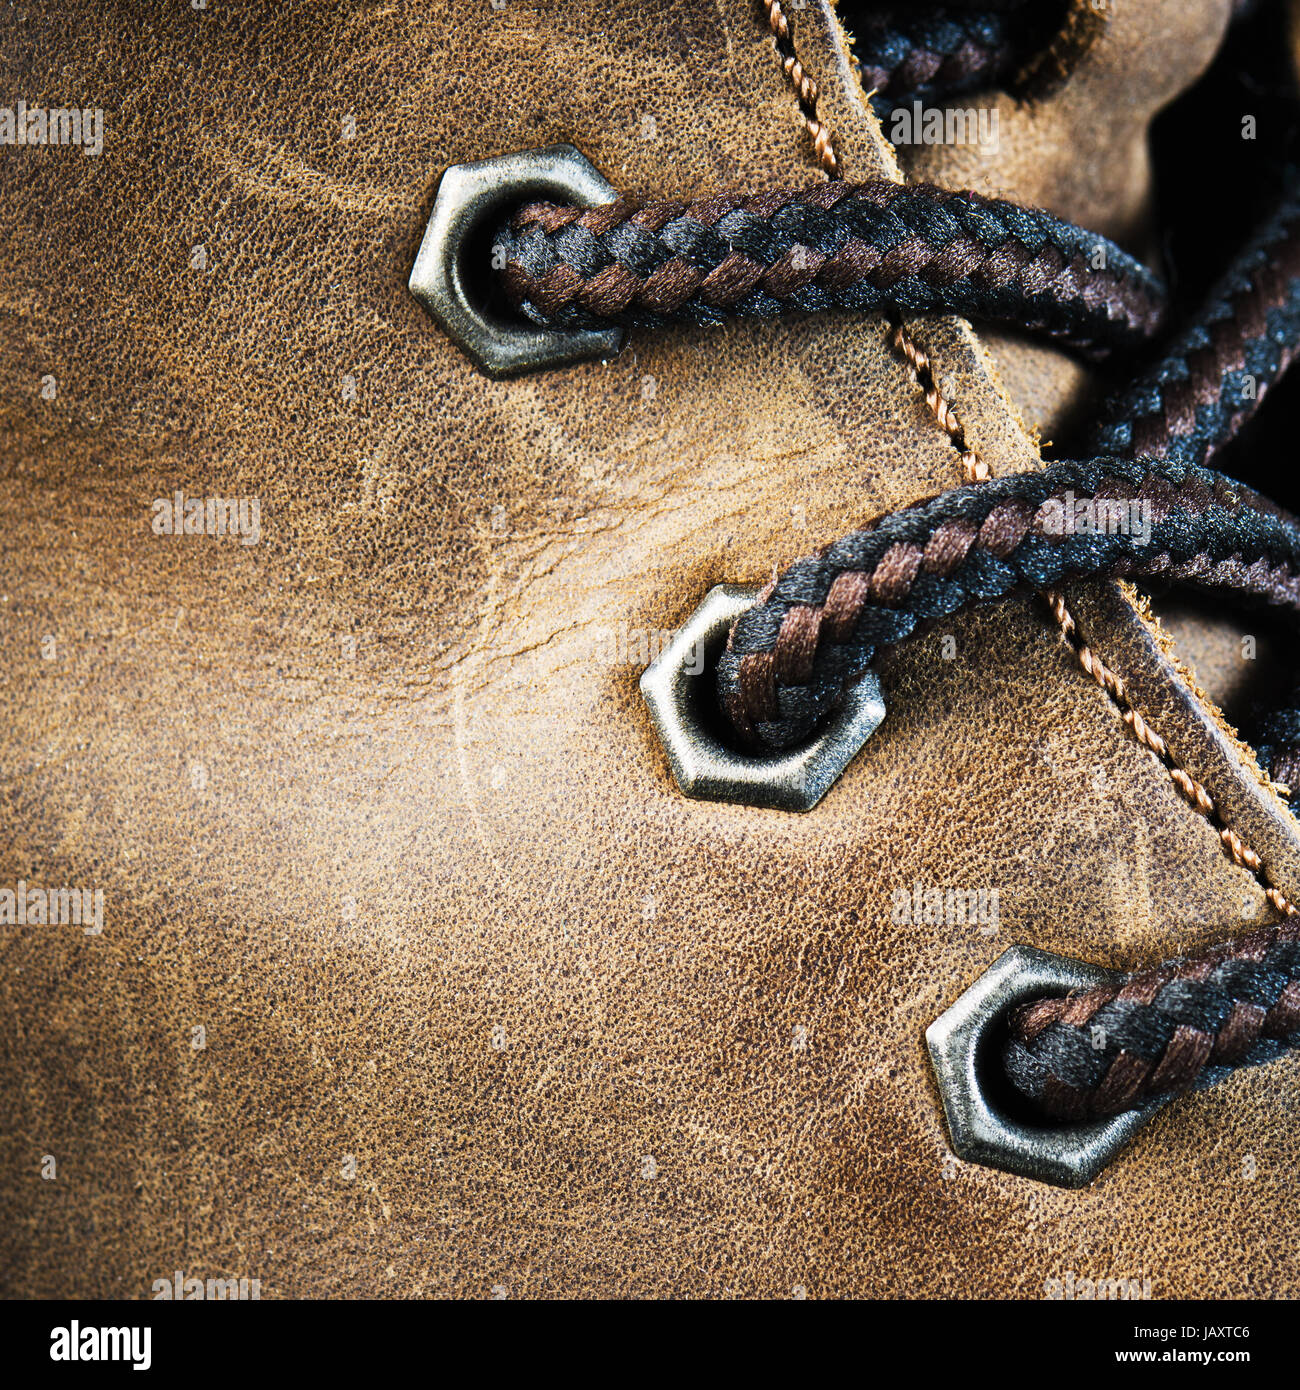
[1,0,1298,1299]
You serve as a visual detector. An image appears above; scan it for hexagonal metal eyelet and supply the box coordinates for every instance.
[408,143,625,378]
[926,945,1169,1188]
[638,584,886,812]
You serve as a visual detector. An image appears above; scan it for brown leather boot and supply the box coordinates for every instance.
[3,0,1299,1305]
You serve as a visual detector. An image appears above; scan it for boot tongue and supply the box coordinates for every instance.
[849,0,1254,725]
[870,0,1233,439]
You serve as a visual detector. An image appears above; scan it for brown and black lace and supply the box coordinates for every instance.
[486,4,1300,1127]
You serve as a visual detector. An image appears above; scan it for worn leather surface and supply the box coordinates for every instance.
[2,0,1299,1298]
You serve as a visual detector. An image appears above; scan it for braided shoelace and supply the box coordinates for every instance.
[1256,704,1300,789]
[840,0,1258,117]
[852,10,1021,111]
[713,456,1300,750]
[496,181,1164,359]
[488,7,1300,1127]
[496,170,1300,757]
[841,0,1067,114]
[1088,181,1300,469]
[1006,920,1300,1119]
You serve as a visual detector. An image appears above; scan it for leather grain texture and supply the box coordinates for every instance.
[2,0,1299,1298]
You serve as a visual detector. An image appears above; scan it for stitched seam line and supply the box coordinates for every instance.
[887,319,988,483]
[744,13,1288,914]
[762,0,840,178]
[889,321,1294,918]
[1045,589,1297,918]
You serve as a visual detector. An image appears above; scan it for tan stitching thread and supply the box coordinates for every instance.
[762,0,840,177]
[889,319,1293,916]
[1044,589,1297,918]
[888,320,989,483]
[856,18,1289,920]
